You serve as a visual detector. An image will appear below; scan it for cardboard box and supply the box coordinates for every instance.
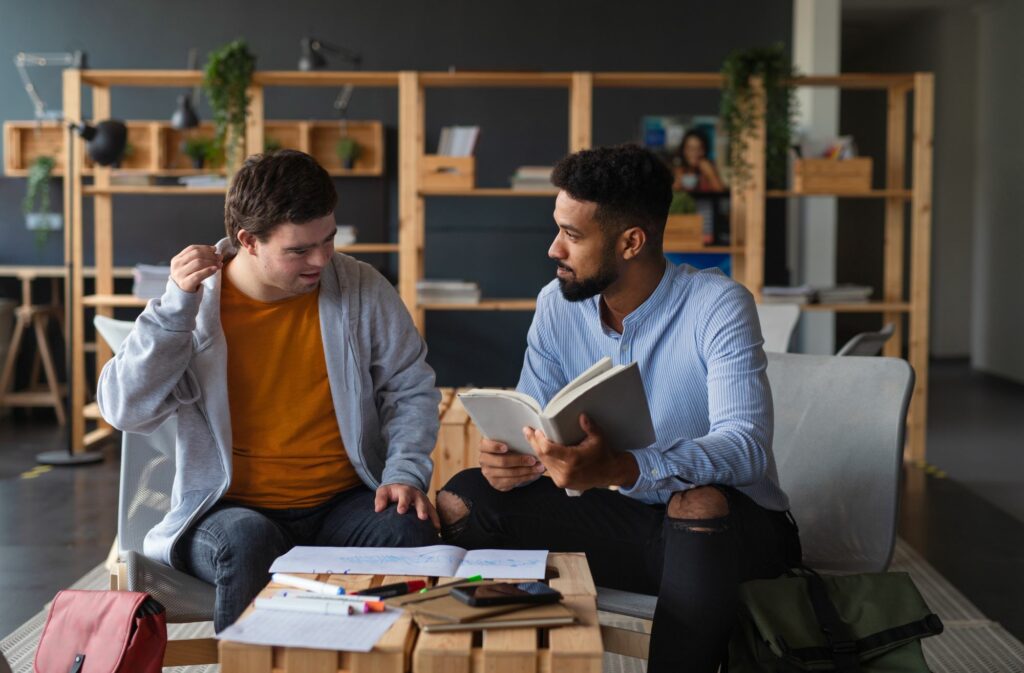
[420,155,475,191]
[793,157,872,194]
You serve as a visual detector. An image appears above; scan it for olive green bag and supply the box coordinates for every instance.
[728,569,944,672]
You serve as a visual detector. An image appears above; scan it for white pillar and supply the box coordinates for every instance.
[791,0,841,354]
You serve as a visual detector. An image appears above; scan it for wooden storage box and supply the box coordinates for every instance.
[4,121,66,176]
[793,157,872,194]
[420,155,475,191]
[663,213,704,249]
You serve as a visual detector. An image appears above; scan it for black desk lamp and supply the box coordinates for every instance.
[36,120,127,466]
[298,38,362,118]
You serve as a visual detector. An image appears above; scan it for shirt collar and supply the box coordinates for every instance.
[589,262,677,333]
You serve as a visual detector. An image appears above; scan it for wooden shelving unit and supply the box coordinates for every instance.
[56,68,933,462]
[61,69,401,454]
[5,119,384,178]
[399,70,934,461]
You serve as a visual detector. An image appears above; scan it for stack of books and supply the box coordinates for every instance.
[417,280,481,305]
[132,264,171,299]
[509,166,554,191]
[437,126,480,156]
[761,285,814,305]
[816,285,873,304]
[178,174,228,189]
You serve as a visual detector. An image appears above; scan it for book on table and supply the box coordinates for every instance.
[457,357,655,456]
[409,597,576,631]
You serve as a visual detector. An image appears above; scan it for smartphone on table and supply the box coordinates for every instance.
[451,582,562,607]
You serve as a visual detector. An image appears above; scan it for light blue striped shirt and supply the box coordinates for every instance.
[517,262,790,512]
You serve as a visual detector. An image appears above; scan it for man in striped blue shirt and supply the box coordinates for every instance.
[439,145,800,672]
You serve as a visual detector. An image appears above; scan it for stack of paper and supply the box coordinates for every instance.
[816,284,873,303]
[417,280,481,305]
[761,285,814,305]
[217,604,402,652]
[510,166,554,191]
[437,126,480,156]
[132,264,171,299]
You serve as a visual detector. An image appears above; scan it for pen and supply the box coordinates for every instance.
[280,590,386,610]
[272,573,346,596]
[355,579,426,598]
[419,574,483,594]
[256,596,383,615]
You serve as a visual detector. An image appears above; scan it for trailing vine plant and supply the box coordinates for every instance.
[720,44,798,189]
[203,40,256,174]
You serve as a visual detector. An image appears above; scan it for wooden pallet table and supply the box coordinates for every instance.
[219,552,602,673]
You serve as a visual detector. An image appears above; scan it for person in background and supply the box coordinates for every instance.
[673,129,725,192]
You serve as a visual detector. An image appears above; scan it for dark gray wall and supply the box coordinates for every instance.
[0,0,792,386]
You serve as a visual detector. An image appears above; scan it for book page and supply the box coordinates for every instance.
[544,357,614,413]
[269,545,467,576]
[217,606,402,652]
[456,549,548,579]
[458,391,544,455]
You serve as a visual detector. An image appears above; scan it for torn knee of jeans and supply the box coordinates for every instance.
[437,490,471,529]
[667,515,730,534]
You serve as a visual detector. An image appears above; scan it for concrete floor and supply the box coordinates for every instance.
[0,359,1021,640]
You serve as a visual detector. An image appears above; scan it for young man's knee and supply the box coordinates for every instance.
[667,486,730,532]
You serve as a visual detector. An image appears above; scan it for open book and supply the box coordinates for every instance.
[458,357,656,456]
[269,545,548,580]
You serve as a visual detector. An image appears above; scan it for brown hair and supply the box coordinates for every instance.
[224,150,337,244]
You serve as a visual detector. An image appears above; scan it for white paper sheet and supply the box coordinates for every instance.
[269,545,548,579]
[216,606,403,652]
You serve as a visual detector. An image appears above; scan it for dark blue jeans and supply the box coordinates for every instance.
[440,469,801,673]
[175,486,438,631]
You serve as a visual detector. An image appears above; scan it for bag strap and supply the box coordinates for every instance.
[801,569,863,673]
[68,654,85,673]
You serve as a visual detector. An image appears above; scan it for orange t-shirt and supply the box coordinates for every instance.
[221,267,361,509]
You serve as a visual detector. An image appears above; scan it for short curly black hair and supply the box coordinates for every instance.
[551,144,673,251]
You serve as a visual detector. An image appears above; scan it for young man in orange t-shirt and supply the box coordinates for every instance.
[98,151,440,630]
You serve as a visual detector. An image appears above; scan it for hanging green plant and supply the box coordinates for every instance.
[23,155,56,215]
[203,39,256,173]
[720,43,798,189]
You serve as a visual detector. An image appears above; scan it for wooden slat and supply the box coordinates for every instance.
[570,73,592,153]
[219,640,272,672]
[64,68,86,453]
[83,185,227,195]
[482,628,537,673]
[419,72,573,88]
[435,393,472,492]
[398,71,424,331]
[419,188,558,197]
[0,265,133,278]
[800,302,911,313]
[421,300,537,311]
[547,553,596,597]
[245,85,265,159]
[884,85,910,358]
[545,595,603,673]
[743,78,766,300]
[766,189,912,199]
[336,243,401,253]
[593,72,724,89]
[907,74,934,462]
[598,622,650,660]
[281,647,338,673]
[786,73,916,89]
[430,389,458,497]
[162,638,220,667]
[256,71,401,87]
[413,631,474,673]
[82,294,148,308]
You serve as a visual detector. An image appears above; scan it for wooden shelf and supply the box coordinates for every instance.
[419,72,574,88]
[421,299,537,311]
[766,189,912,199]
[337,243,399,253]
[83,402,101,420]
[664,245,742,254]
[82,294,149,308]
[84,186,226,196]
[593,72,724,89]
[799,302,912,313]
[419,188,558,197]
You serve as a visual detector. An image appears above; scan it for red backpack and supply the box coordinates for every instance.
[34,590,167,673]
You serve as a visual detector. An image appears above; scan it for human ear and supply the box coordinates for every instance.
[237,229,258,255]
[621,227,647,260]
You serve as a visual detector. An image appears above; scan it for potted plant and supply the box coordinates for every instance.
[203,39,256,174]
[719,43,798,190]
[664,191,703,249]
[22,156,62,248]
[183,137,218,169]
[336,137,361,169]
[264,136,282,153]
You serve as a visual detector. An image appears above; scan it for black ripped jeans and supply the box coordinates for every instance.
[440,469,801,673]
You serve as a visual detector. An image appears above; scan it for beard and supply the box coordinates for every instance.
[557,244,619,302]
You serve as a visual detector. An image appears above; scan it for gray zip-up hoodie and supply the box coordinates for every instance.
[97,238,441,568]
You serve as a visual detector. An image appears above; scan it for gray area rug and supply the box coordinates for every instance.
[3,539,1021,673]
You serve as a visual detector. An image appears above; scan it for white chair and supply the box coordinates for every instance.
[598,351,915,658]
[755,303,800,352]
[94,316,218,666]
[837,322,896,357]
